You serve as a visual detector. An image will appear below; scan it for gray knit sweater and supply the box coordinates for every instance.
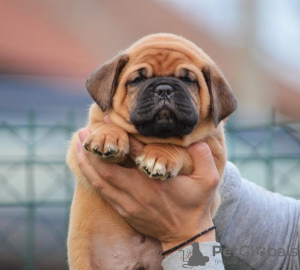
[161,162,300,269]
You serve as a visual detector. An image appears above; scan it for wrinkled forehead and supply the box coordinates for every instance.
[131,48,191,75]
[125,40,213,76]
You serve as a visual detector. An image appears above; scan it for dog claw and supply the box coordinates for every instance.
[143,166,151,175]
[152,172,163,178]
[104,149,116,157]
[93,146,102,155]
[90,145,102,156]
[95,150,103,156]
[84,143,90,151]
[167,171,174,178]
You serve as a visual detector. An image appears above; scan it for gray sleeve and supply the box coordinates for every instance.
[214,162,300,270]
[161,242,225,269]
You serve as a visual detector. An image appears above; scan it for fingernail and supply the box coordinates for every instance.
[76,142,82,154]
[195,142,210,155]
[194,142,204,151]
[78,129,87,142]
[104,115,112,124]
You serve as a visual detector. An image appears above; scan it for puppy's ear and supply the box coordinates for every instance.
[86,54,129,111]
[202,65,237,126]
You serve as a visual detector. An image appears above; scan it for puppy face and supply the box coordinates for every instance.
[86,34,237,141]
[127,62,200,138]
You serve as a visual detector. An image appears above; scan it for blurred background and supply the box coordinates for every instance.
[0,0,299,269]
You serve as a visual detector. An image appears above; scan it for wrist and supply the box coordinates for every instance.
[161,224,216,256]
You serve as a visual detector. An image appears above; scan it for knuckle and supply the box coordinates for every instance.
[120,210,130,219]
[77,156,84,167]
[102,170,114,181]
[209,172,221,188]
[136,194,148,207]
[93,181,105,191]
[116,207,129,219]
[124,206,137,218]
[77,155,86,168]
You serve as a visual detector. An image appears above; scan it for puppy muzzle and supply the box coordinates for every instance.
[130,78,199,138]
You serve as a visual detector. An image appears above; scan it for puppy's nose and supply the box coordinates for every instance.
[155,84,174,97]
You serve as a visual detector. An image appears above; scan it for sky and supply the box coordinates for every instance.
[257,0,300,70]
[157,0,300,74]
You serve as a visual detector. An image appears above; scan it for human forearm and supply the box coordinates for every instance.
[214,162,300,269]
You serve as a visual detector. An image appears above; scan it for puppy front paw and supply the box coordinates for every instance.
[135,145,182,181]
[83,125,129,160]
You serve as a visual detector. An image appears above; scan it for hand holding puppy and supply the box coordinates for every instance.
[77,127,219,253]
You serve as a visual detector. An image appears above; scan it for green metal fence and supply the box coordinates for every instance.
[0,111,299,269]
[226,118,300,198]
[0,111,77,270]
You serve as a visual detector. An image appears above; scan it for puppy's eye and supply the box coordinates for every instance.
[180,76,194,83]
[129,76,145,84]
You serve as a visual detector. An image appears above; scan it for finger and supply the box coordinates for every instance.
[81,148,150,219]
[77,143,137,216]
[77,142,109,191]
[77,142,134,202]
[78,128,91,143]
[187,142,220,184]
[102,191,136,219]
[128,136,145,160]
[81,142,143,191]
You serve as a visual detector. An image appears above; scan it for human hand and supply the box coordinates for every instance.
[76,125,220,253]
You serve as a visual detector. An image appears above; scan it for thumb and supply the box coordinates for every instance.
[128,136,145,160]
[78,128,91,143]
[187,142,219,180]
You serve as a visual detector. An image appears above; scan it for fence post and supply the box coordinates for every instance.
[64,109,77,269]
[26,109,36,270]
[65,109,76,204]
[266,109,275,192]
